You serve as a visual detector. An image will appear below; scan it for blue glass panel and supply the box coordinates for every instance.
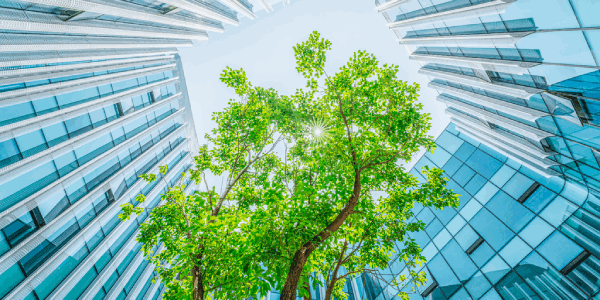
[486,191,534,232]
[56,87,100,108]
[540,196,576,227]
[470,241,495,268]
[0,263,25,298]
[455,224,479,251]
[465,271,491,299]
[43,122,68,148]
[453,165,475,187]
[465,150,503,179]
[32,96,58,115]
[498,236,532,268]
[489,165,516,188]
[15,130,47,157]
[436,131,464,154]
[454,142,477,162]
[0,139,21,167]
[465,174,486,196]
[440,240,478,282]
[0,102,35,126]
[470,209,514,251]
[425,147,452,168]
[427,254,461,298]
[432,207,457,225]
[442,157,462,177]
[536,231,583,270]
[481,255,510,285]
[523,185,556,213]
[425,218,443,237]
[446,179,470,210]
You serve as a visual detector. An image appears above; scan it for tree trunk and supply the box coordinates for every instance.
[324,285,334,300]
[280,172,362,300]
[193,265,205,300]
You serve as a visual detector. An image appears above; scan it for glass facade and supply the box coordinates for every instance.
[348,123,600,300]
[346,0,600,300]
[0,0,275,297]
[0,51,197,300]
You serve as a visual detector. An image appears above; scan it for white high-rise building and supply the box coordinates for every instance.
[0,0,288,299]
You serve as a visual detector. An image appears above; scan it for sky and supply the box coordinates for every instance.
[178,0,451,168]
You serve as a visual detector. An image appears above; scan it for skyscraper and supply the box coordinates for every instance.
[355,0,600,299]
[0,0,285,299]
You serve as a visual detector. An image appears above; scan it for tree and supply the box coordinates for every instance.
[119,70,290,300]
[306,166,454,300]
[235,31,458,300]
[120,30,457,300]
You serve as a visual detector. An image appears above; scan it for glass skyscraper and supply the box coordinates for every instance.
[0,0,270,299]
[339,0,600,300]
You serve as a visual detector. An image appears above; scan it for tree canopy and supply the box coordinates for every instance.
[120,31,458,300]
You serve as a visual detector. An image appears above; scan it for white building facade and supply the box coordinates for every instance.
[0,0,273,299]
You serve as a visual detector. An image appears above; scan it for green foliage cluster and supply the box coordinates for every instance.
[120,31,458,300]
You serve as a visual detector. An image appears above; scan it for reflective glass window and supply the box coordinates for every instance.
[442,156,462,177]
[436,131,464,154]
[446,179,470,210]
[43,122,68,148]
[486,191,534,232]
[0,102,35,126]
[465,174,486,196]
[540,196,576,227]
[523,185,556,213]
[0,139,21,167]
[15,130,47,158]
[498,236,532,268]
[465,271,491,299]
[470,241,495,268]
[459,198,482,221]
[453,165,475,187]
[432,207,457,225]
[32,96,58,115]
[0,263,25,298]
[481,255,510,285]
[441,239,478,282]
[490,165,516,187]
[65,114,93,138]
[427,254,461,298]
[425,147,452,168]
[426,218,443,237]
[57,87,100,108]
[470,208,514,251]
[465,150,503,179]
[537,231,583,270]
[454,142,476,162]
